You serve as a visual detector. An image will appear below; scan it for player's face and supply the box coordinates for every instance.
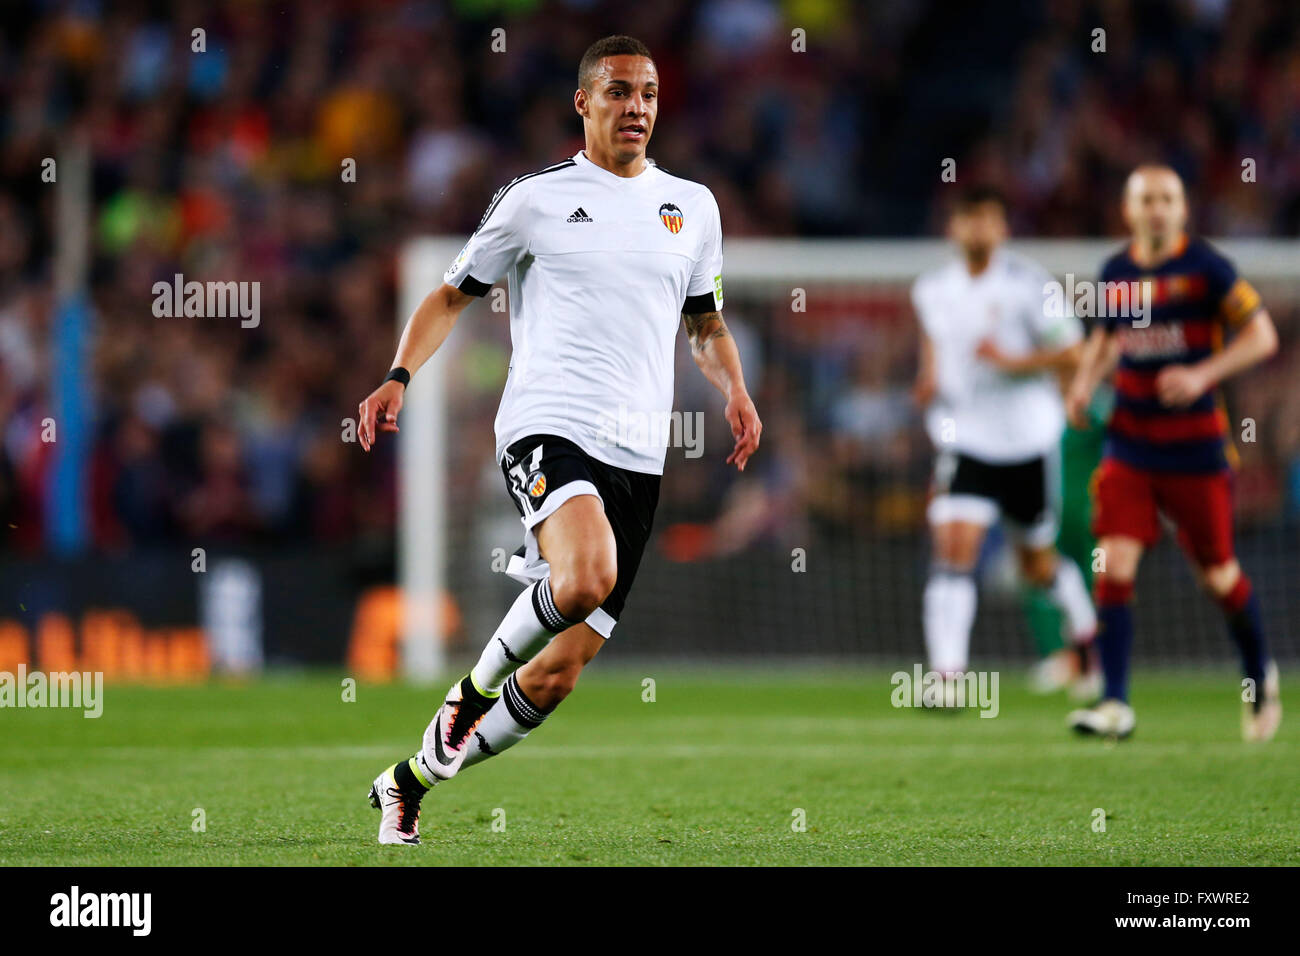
[1123,169,1187,244]
[948,202,1007,258]
[577,55,658,164]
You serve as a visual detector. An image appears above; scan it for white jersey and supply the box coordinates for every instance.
[911,249,1082,463]
[443,150,725,475]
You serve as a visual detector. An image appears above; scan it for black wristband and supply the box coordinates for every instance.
[383,367,411,388]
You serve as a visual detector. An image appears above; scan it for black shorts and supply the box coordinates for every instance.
[931,450,1056,542]
[500,433,660,635]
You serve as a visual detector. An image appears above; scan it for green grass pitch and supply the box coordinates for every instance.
[1,668,1294,866]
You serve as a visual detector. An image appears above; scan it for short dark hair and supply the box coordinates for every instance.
[952,184,1006,213]
[578,35,654,91]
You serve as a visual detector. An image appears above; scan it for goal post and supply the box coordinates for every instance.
[396,238,464,683]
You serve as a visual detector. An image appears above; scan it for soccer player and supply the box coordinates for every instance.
[1065,164,1281,741]
[913,186,1097,701]
[355,36,761,844]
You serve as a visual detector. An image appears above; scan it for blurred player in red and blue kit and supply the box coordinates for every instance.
[1066,165,1281,741]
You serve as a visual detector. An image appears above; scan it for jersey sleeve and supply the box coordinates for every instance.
[682,191,724,314]
[1204,247,1262,328]
[443,178,532,296]
[1027,265,1083,348]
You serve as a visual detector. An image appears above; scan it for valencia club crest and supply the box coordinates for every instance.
[659,202,684,234]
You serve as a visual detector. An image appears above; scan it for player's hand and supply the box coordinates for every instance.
[1155,364,1210,408]
[724,392,762,472]
[975,337,1016,371]
[357,380,405,451]
[1065,381,1092,429]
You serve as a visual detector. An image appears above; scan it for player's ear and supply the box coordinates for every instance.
[574,88,588,118]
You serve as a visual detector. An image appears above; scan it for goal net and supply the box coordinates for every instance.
[399,238,1300,674]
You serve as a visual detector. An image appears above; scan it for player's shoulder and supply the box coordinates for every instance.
[471,157,579,233]
[486,157,581,204]
[912,257,959,302]
[649,161,718,206]
[998,249,1054,286]
[917,255,964,286]
[1184,235,1235,273]
[1099,243,1134,280]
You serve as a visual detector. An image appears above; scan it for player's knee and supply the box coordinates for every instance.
[938,550,977,574]
[933,532,978,572]
[1095,538,1140,584]
[1020,549,1057,587]
[1093,572,1134,607]
[550,561,617,620]
[1201,559,1240,598]
[930,538,972,567]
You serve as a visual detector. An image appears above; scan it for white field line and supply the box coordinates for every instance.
[21,739,1284,762]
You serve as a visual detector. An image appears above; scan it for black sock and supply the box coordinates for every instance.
[459,673,498,713]
[393,755,429,794]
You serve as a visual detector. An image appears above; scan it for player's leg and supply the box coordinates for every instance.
[1086,459,1155,707]
[466,494,614,698]
[420,494,614,781]
[923,453,996,685]
[1067,534,1142,737]
[923,513,988,677]
[368,493,613,844]
[1164,471,1280,741]
[463,466,659,766]
[1022,437,1068,687]
[368,436,615,844]
[1022,588,1065,667]
[922,515,986,709]
[1056,427,1104,696]
[1203,560,1281,741]
[1007,452,1098,694]
[1066,458,1156,738]
[1091,534,1143,703]
[1018,544,1097,653]
[451,501,614,768]
[462,622,605,768]
[1025,424,1105,693]
[1018,544,1098,695]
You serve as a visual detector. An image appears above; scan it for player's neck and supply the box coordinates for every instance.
[581,145,648,179]
[1131,232,1186,268]
[963,249,995,277]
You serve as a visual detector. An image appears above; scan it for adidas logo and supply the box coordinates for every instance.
[566,207,593,223]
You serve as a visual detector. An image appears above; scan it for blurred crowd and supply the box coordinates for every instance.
[2,0,1300,557]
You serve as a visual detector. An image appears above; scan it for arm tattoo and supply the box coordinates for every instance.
[684,310,730,356]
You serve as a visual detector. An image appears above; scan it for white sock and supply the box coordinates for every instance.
[1050,557,1097,643]
[923,570,977,673]
[469,579,575,694]
[462,674,550,769]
